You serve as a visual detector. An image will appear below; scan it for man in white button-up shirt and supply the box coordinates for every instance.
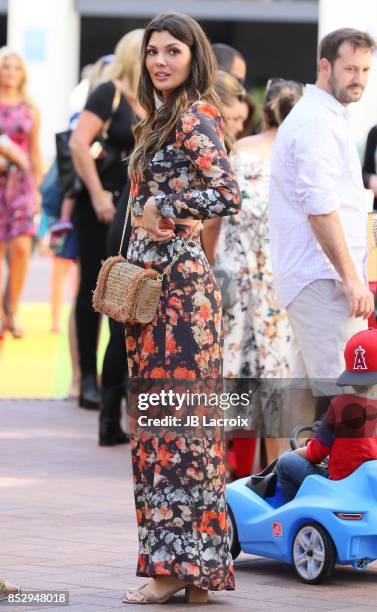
[269,28,376,383]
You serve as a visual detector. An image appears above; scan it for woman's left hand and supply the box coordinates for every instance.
[143,197,175,241]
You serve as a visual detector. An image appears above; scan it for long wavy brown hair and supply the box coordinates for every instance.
[129,12,231,181]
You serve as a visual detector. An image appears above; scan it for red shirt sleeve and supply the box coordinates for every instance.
[305,399,335,464]
[306,438,330,464]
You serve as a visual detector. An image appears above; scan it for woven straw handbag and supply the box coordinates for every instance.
[92,198,199,325]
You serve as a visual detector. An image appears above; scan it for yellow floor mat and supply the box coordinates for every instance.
[0,303,109,398]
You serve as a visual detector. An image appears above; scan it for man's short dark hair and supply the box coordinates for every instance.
[319,28,376,65]
[212,43,245,73]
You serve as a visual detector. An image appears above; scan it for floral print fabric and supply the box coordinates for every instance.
[218,150,292,378]
[126,101,240,591]
[131,101,241,220]
[0,102,36,242]
[126,228,223,380]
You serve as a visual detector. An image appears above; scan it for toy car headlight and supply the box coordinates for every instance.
[334,512,364,520]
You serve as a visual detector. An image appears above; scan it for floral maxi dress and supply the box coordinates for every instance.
[126,101,241,590]
[219,150,292,379]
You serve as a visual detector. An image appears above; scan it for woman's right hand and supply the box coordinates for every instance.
[92,190,116,224]
[142,196,175,241]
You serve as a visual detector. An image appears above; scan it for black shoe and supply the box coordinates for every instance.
[99,419,130,446]
[79,374,100,410]
[99,387,130,446]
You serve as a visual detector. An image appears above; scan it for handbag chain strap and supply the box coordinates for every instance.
[118,197,200,280]
[160,221,200,280]
[118,196,132,256]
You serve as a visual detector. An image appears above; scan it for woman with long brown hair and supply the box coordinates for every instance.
[123,12,241,606]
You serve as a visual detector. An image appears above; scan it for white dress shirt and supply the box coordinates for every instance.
[269,84,368,309]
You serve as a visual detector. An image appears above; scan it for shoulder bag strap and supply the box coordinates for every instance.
[101,83,122,142]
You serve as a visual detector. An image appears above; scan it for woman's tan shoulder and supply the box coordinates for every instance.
[235,133,266,152]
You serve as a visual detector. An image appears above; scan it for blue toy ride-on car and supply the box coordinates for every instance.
[226,426,377,584]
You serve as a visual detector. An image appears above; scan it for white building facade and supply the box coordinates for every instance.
[2,0,376,160]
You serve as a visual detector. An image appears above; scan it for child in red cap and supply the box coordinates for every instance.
[277,328,377,502]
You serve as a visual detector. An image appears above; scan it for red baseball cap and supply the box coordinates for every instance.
[337,329,377,387]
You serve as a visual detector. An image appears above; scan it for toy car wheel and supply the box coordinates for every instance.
[227,505,241,560]
[292,522,335,584]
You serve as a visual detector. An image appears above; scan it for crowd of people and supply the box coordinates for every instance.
[1,11,377,605]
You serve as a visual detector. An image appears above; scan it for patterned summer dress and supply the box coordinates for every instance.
[0,101,36,242]
[126,101,241,590]
[218,149,291,378]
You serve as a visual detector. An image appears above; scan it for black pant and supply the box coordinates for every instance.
[74,192,108,376]
[102,181,131,394]
[74,184,131,385]
[106,180,131,257]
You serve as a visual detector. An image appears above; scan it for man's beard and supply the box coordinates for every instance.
[328,73,364,104]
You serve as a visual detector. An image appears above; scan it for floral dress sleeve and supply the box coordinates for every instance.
[154,102,241,220]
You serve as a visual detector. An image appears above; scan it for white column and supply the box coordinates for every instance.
[7,0,80,162]
[319,0,377,154]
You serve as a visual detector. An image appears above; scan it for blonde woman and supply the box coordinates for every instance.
[214,70,248,139]
[222,80,303,379]
[219,80,304,464]
[202,71,251,265]
[69,30,145,432]
[0,48,42,339]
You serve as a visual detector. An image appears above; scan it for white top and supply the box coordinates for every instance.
[69,78,89,129]
[269,84,368,309]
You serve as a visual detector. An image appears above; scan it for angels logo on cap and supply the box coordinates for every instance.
[338,329,377,387]
[353,346,367,371]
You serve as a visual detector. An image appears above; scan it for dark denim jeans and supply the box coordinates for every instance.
[276,451,328,502]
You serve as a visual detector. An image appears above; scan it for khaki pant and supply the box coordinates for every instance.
[281,280,367,431]
[287,279,367,380]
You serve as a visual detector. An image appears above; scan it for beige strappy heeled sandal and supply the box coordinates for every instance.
[0,577,20,600]
[122,580,208,604]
